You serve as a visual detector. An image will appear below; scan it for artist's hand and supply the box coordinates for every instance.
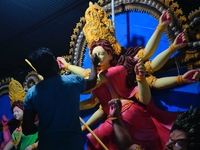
[159,10,172,29]
[56,57,69,69]
[108,98,122,118]
[1,115,8,126]
[91,54,100,68]
[182,70,200,83]
[172,30,188,50]
[134,59,146,76]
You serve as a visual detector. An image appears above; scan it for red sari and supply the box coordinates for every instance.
[86,66,177,150]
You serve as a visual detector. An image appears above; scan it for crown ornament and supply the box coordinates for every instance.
[83,2,121,55]
[9,78,26,104]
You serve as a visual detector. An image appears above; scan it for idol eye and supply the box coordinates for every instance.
[174,142,180,147]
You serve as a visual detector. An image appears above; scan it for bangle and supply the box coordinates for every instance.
[3,125,8,131]
[110,117,118,120]
[144,61,153,74]
[176,75,184,84]
[135,145,143,150]
[156,24,165,32]
[83,69,91,78]
[168,45,176,53]
[146,75,156,88]
[136,75,145,82]
[65,63,70,69]
[31,143,37,149]
[134,91,139,100]
[81,125,86,131]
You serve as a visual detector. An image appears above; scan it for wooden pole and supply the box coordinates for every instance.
[79,117,108,150]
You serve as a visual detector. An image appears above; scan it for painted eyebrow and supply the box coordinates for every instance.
[170,138,187,142]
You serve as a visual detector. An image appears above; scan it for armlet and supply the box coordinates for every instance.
[146,75,157,88]
[83,68,91,78]
[144,60,154,74]
[136,49,145,60]
[134,91,139,100]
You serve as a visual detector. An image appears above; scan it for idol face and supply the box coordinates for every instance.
[92,46,112,71]
[13,106,23,121]
[165,129,189,150]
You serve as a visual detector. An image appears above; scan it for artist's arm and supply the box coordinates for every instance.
[152,70,200,89]
[80,72,108,109]
[22,109,38,135]
[135,59,151,105]
[136,10,172,61]
[81,107,106,131]
[85,54,99,91]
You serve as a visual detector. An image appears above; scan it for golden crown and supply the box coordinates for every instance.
[9,78,26,104]
[83,2,121,55]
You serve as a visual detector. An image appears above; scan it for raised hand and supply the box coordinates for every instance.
[1,115,9,126]
[182,70,200,83]
[172,30,189,50]
[56,57,69,69]
[108,98,122,118]
[0,115,11,150]
[134,59,146,76]
[159,10,172,29]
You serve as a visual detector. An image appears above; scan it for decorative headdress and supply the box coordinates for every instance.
[83,2,121,55]
[8,78,26,105]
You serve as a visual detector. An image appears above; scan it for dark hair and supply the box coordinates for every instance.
[117,46,142,88]
[171,106,200,150]
[28,47,59,77]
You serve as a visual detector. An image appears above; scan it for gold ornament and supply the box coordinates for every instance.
[9,78,26,104]
[23,71,43,91]
[12,126,22,148]
[83,2,121,55]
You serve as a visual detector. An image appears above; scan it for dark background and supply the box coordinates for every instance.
[0,0,200,80]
